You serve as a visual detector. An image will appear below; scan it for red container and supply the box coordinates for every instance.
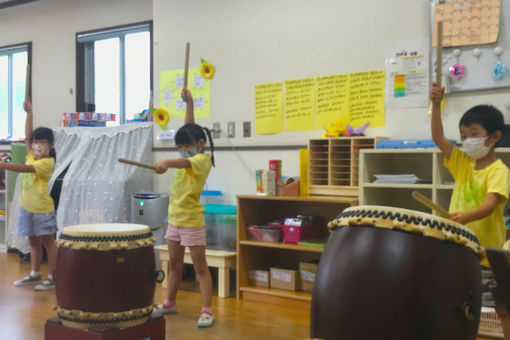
[248,222,282,242]
[269,160,282,180]
[282,216,326,244]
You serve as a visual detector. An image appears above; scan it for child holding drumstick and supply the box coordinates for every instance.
[0,99,58,291]
[153,88,216,328]
[430,82,510,338]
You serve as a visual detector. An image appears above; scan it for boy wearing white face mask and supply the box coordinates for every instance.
[0,99,58,291]
[430,82,510,335]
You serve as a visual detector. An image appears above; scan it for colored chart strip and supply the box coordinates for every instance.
[394,74,406,97]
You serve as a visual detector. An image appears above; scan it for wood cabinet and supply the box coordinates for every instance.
[236,194,357,308]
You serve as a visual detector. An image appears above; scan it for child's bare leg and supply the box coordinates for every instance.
[495,304,510,340]
[189,246,212,308]
[40,234,58,273]
[28,236,42,272]
[166,240,185,303]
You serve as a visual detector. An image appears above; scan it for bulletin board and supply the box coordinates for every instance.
[430,0,510,92]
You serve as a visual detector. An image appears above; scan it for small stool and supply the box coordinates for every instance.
[45,316,165,340]
[155,245,236,298]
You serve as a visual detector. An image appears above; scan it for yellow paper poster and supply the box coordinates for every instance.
[159,68,210,119]
[254,82,283,134]
[284,78,316,131]
[317,74,350,130]
[349,70,385,127]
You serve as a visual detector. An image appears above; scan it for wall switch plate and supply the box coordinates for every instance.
[227,122,235,138]
[243,121,251,137]
[212,122,220,138]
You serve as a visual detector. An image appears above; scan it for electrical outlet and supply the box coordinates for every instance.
[212,122,220,138]
[227,122,235,138]
[243,121,251,137]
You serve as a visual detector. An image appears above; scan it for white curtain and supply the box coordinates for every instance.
[7,123,154,251]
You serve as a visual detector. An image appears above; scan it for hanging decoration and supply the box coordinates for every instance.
[200,58,215,79]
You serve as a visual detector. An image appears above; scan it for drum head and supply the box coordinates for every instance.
[62,223,151,237]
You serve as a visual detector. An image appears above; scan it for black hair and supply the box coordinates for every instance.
[459,105,505,136]
[174,123,215,166]
[31,127,56,160]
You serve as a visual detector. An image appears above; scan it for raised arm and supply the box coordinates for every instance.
[182,88,195,124]
[430,82,453,158]
[23,100,33,153]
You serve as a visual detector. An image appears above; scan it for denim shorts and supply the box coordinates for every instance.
[17,206,57,237]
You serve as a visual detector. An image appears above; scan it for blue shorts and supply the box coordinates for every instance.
[17,206,57,237]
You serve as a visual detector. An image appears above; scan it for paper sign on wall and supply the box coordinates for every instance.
[159,68,210,119]
[284,78,316,131]
[349,70,385,127]
[317,74,350,129]
[254,82,283,134]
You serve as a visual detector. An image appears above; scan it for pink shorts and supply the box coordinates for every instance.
[164,224,206,247]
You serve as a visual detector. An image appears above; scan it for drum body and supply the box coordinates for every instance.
[311,206,484,340]
[55,224,157,329]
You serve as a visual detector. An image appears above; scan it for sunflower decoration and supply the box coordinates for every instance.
[154,107,169,130]
[200,58,215,79]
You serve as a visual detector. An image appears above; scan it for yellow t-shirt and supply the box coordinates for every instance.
[445,147,509,265]
[168,153,212,227]
[20,151,55,214]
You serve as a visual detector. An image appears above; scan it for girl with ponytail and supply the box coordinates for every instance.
[153,88,216,328]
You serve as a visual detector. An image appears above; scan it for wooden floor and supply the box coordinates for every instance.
[0,252,310,340]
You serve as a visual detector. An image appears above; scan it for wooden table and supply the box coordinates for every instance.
[155,245,236,298]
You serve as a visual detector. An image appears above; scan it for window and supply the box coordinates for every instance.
[0,43,31,139]
[76,22,152,125]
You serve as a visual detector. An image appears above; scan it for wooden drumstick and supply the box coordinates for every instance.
[25,64,31,102]
[436,21,443,89]
[183,42,191,102]
[412,191,451,219]
[118,158,156,170]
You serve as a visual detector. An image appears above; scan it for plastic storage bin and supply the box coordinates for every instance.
[204,204,236,251]
[247,221,282,243]
[200,190,224,205]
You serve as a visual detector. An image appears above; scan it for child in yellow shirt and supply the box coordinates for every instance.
[430,82,510,336]
[0,100,58,291]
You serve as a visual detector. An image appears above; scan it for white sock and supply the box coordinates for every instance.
[30,270,40,278]
[48,273,54,281]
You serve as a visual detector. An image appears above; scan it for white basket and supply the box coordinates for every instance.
[479,307,504,338]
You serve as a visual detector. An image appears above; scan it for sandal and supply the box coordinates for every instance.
[197,312,214,328]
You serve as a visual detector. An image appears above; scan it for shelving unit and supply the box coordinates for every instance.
[358,148,510,213]
[308,137,383,197]
[236,194,357,308]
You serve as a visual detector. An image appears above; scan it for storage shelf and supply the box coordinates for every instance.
[236,194,357,204]
[363,183,434,189]
[240,240,323,253]
[239,285,312,301]
[437,184,454,190]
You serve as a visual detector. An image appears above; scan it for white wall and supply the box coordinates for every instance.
[152,0,510,204]
[0,0,153,128]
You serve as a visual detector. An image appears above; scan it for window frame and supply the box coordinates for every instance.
[75,21,153,124]
[0,42,32,139]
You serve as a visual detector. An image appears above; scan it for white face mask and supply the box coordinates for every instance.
[32,142,49,156]
[461,137,491,159]
[178,146,198,159]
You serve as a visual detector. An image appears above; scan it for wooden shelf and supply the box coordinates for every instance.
[363,183,433,189]
[236,194,357,204]
[239,240,323,253]
[437,184,454,189]
[237,195,355,307]
[239,285,312,301]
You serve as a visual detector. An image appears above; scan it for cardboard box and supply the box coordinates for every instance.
[299,261,318,293]
[270,267,300,291]
[249,270,269,288]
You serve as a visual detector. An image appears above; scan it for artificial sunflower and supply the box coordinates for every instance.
[154,107,169,130]
[200,59,215,79]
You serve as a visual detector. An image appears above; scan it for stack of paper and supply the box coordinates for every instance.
[374,174,422,184]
